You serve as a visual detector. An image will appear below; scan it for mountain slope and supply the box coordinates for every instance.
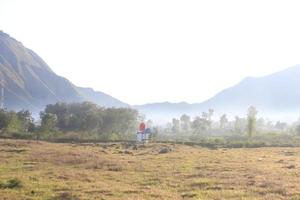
[0,31,128,112]
[201,65,300,112]
[78,87,128,108]
[136,65,300,121]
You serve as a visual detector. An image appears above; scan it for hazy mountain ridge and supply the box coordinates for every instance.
[0,31,128,112]
[202,66,300,111]
[136,65,300,121]
[78,87,128,108]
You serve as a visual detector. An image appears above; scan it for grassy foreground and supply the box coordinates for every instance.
[1,139,300,199]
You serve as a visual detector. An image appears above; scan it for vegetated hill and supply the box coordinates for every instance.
[0,31,128,113]
[136,65,300,121]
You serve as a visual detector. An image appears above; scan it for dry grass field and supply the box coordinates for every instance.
[1,139,300,200]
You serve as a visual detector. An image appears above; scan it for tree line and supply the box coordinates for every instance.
[163,106,300,140]
[2,103,300,143]
[0,102,139,140]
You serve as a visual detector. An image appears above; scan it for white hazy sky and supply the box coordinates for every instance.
[1,0,300,105]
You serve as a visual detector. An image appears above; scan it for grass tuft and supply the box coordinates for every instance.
[0,178,22,189]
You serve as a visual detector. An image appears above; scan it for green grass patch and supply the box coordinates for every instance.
[0,178,22,189]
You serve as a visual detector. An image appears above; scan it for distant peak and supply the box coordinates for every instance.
[239,76,255,84]
[0,31,20,44]
[281,64,300,72]
[0,30,10,37]
[243,76,255,80]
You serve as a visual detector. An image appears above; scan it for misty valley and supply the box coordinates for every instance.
[2,2,300,198]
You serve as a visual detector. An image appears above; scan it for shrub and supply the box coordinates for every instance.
[0,178,22,189]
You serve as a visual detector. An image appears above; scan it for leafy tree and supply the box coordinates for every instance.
[200,109,214,132]
[296,124,300,136]
[202,112,208,119]
[208,109,214,130]
[68,114,82,131]
[220,114,228,129]
[275,121,287,131]
[180,114,191,132]
[6,111,21,133]
[45,102,101,131]
[17,110,34,132]
[171,118,180,134]
[208,109,214,121]
[0,109,9,132]
[247,106,257,139]
[165,122,173,134]
[191,116,210,135]
[41,102,139,139]
[234,116,244,134]
[81,112,102,131]
[40,112,57,132]
[0,109,35,134]
[45,102,69,129]
[102,108,138,136]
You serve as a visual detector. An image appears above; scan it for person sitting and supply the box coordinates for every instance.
[137,121,146,142]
